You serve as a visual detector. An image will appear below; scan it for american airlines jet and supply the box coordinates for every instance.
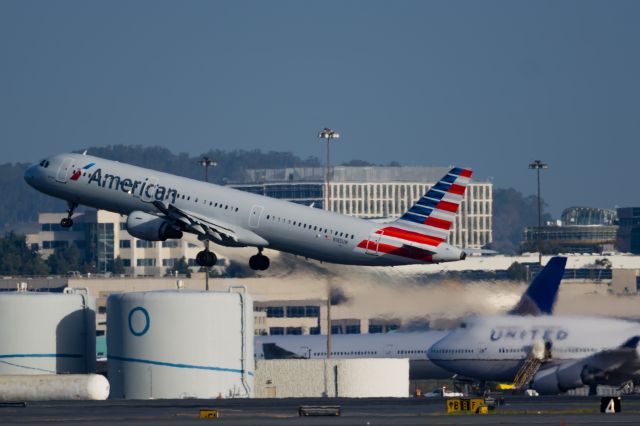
[428,257,640,394]
[24,153,472,270]
[254,257,568,380]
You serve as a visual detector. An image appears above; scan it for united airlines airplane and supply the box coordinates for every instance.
[428,258,640,394]
[254,257,568,380]
[24,153,472,270]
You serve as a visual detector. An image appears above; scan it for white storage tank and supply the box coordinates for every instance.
[0,287,96,374]
[107,288,253,399]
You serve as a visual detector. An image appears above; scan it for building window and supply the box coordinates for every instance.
[119,240,131,248]
[305,306,320,317]
[266,307,284,318]
[162,258,176,267]
[345,325,361,334]
[136,240,155,248]
[162,240,180,248]
[369,324,383,334]
[122,259,131,267]
[43,240,69,249]
[269,327,285,335]
[286,306,305,318]
[331,325,342,335]
[136,258,156,267]
[309,327,320,335]
[286,327,303,335]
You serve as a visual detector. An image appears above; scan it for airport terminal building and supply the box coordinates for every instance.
[231,165,493,249]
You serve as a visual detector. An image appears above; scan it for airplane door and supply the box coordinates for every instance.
[300,346,312,359]
[249,205,264,228]
[55,158,74,183]
[365,230,384,256]
[384,344,394,356]
[139,178,158,202]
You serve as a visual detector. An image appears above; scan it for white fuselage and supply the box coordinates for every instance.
[428,315,640,382]
[255,331,452,379]
[24,153,464,266]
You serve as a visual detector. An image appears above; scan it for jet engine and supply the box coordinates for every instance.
[126,211,183,241]
[531,361,604,395]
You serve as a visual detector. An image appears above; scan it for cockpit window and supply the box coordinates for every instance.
[39,160,50,168]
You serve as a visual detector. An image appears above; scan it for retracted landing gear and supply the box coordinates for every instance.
[60,202,78,228]
[249,247,270,271]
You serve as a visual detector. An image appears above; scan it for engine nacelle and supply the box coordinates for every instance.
[126,211,183,241]
[531,362,595,395]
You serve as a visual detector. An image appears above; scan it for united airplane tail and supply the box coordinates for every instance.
[508,256,567,316]
[392,167,472,245]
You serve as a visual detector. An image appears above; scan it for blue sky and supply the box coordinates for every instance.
[1,1,638,216]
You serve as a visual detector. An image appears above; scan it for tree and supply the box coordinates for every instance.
[506,261,528,281]
[47,244,83,275]
[112,256,126,275]
[167,256,191,277]
[492,188,552,254]
[0,232,49,275]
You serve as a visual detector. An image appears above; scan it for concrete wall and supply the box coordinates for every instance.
[255,358,408,398]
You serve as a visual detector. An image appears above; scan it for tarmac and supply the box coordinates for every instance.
[2,395,640,425]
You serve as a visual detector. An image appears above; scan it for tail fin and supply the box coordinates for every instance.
[508,256,567,316]
[394,167,472,243]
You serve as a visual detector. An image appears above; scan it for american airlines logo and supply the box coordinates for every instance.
[86,168,178,203]
[70,162,96,181]
[490,327,569,342]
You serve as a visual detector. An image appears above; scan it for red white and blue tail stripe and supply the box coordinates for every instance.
[393,167,472,244]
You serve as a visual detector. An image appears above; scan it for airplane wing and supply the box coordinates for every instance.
[532,336,640,395]
[152,201,269,248]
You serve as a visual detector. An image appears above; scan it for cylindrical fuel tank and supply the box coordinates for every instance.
[0,288,96,374]
[107,288,253,399]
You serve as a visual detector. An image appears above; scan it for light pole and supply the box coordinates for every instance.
[198,156,217,290]
[318,128,339,362]
[318,128,340,212]
[528,160,548,265]
[199,156,217,182]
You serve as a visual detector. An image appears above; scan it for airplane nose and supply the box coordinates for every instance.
[24,165,37,185]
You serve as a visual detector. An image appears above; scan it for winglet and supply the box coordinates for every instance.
[508,256,567,316]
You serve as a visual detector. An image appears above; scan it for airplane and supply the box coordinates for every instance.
[24,153,472,270]
[427,257,640,394]
[254,257,568,380]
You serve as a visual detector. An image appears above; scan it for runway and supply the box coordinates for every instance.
[2,396,640,425]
